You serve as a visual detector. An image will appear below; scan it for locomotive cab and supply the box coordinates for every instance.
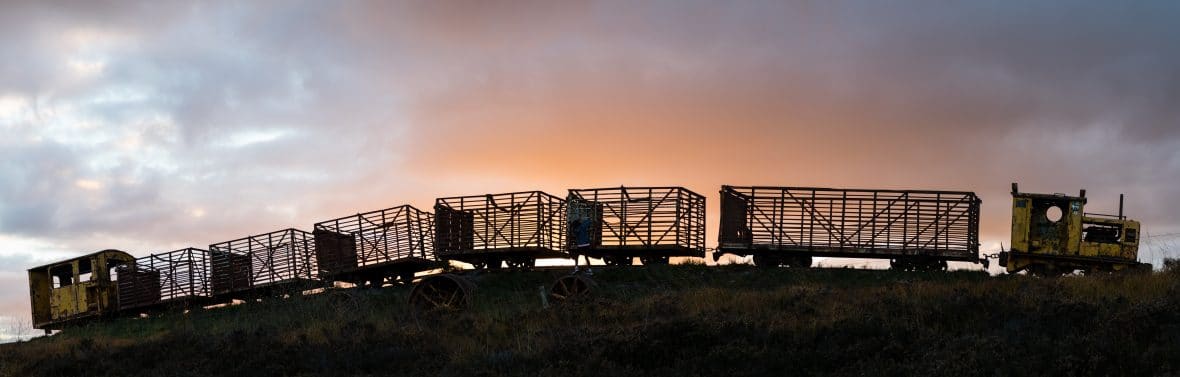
[27,249,135,331]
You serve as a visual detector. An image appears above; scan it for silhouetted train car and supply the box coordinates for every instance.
[566,186,706,265]
[435,191,567,269]
[716,186,983,270]
[28,250,136,330]
[116,248,216,313]
[208,228,318,299]
[313,205,439,287]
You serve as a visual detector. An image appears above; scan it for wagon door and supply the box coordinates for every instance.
[719,188,752,248]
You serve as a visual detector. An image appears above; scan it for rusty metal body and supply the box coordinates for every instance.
[716,186,982,269]
[566,186,706,265]
[313,205,440,286]
[1000,184,1147,275]
[208,228,319,299]
[116,248,217,313]
[28,250,136,330]
[434,191,568,268]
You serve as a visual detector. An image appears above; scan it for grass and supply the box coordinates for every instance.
[1,264,1179,376]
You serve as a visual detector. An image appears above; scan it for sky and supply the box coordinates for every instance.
[2,1,1180,341]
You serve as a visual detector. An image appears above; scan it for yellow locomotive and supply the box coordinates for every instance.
[999,183,1150,276]
[27,250,135,330]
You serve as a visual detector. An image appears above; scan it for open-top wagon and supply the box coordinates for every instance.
[566,186,706,265]
[208,228,319,299]
[434,191,567,269]
[716,186,983,270]
[314,205,440,287]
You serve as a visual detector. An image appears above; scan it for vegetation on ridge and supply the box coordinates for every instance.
[2,264,1179,377]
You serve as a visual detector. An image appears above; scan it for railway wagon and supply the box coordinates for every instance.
[435,191,567,269]
[116,248,217,313]
[716,186,983,270]
[208,228,318,299]
[566,186,706,265]
[28,250,136,330]
[314,205,439,287]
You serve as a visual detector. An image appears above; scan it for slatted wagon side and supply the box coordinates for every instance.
[717,186,982,270]
[313,205,439,286]
[208,228,318,298]
[566,186,706,265]
[434,191,567,269]
[116,248,216,312]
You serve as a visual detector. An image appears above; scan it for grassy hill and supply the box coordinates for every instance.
[2,264,1179,377]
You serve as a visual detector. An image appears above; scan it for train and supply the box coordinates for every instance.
[26,183,1149,332]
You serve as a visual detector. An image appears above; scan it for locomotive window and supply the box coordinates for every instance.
[50,265,73,288]
[1125,228,1138,243]
[78,258,94,282]
[1045,206,1063,223]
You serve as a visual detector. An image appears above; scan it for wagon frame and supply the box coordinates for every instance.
[208,228,319,299]
[566,186,706,265]
[434,191,568,269]
[313,204,440,286]
[716,185,982,270]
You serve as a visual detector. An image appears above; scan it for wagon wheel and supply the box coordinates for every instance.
[549,275,598,302]
[752,254,780,268]
[640,256,670,266]
[603,256,632,266]
[409,274,475,312]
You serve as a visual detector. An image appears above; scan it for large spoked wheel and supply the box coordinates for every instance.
[409,274,475,312]
[602,256,633,266]
[550,275,597,302]
[640,256,670,266]
[752,254,781,268]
